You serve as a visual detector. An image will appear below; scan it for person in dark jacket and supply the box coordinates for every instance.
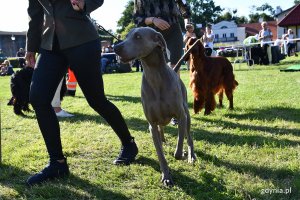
[133,0,191,125]
[25,0,138,186]
[16,48,26,68]
[133,0,191,69]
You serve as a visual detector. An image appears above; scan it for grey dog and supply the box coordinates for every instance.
[114,27,196,186]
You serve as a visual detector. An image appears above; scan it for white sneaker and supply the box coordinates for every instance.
[56,110,74,118]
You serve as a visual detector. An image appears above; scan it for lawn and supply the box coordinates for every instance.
[0,57,300,200]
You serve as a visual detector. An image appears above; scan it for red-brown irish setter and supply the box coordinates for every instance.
[185,38,238,115]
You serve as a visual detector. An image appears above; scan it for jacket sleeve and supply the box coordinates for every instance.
[26,0,44,52]
[133,0,146,27]
[175,0,191,19]
[85,0,104,14]
[133,13,146,27]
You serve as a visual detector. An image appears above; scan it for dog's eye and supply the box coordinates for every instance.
[136,34,141,39]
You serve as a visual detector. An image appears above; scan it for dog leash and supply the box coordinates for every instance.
[94,22,121,42]
[173,39,201,73]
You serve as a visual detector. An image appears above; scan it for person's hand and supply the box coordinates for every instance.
[184,18,191,29]
[70,0,85,11]
[152,18,170,31]
[25,52,36,68]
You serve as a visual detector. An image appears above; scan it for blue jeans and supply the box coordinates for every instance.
[30,39,132,161]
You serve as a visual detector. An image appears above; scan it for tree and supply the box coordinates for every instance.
[215,8,248,24]
[187,0,223,27]
[235,16,248,24]
[294,0,300,4]
[116,0,134,34]
[248,3,275,23]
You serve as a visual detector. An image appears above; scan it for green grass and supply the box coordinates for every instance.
[0,57,300,200]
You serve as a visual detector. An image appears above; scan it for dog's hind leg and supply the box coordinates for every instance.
[225,89,234,110]
[218,89,224,108]
[158,125,166,143]
[149,124,173,186]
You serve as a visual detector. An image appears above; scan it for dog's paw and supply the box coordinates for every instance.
[188,153,197,163]
[161,173,174,187]
[174,151,183,160]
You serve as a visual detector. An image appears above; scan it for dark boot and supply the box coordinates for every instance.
[26,158,69,186]
[113,137,138,165]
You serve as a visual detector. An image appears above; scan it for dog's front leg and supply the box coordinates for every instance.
[149,124,173,186]
[174,111,186,160]
[158,125,166,143]
[184,105,196,163]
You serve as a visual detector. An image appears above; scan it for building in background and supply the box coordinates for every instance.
[0,31,26,57]
[277,3,300,50]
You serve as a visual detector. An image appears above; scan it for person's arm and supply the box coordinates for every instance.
[258,30,263,41]
[26,0,44,67]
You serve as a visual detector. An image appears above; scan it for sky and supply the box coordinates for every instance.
[0,0,296,33]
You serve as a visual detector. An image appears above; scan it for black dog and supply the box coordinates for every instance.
[7,67,34,115]
[7,67,66,115]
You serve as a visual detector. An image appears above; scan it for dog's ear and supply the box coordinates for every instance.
[185,38,197,51]
[153,32,170,59]
[153,32,167,51]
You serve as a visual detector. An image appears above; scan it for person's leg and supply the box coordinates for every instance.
[30,49,68,161]
[100,58,106,73]
[287,43,293,56]
[51,78,74,117]
[51,78,63,109]
[267,45,272,64]
[65,39,137,164]
[27,49,69,185]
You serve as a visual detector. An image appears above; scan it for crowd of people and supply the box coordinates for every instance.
[0,59,14,76]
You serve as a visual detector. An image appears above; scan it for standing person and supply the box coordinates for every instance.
[52,77,74,117]
[133,0,191,126]
[201,24,215,56]
[133,0,191,71]
[25,0,138,186]
[66,68,77,97]
[258,21,273,64]
[183,24,197,70]
[16,48,26,68]
[284,29,298,57]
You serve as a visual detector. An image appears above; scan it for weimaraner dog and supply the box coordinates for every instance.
[114,27,196,186]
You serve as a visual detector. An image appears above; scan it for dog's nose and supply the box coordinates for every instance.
[113,43,123,54]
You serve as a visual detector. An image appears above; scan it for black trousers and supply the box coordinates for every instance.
[30,39,132,161]
[287,43,296,56]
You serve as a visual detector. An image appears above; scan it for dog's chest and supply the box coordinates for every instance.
[141,76,181,124]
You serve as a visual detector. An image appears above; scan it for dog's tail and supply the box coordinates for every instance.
[234,80,239,86]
